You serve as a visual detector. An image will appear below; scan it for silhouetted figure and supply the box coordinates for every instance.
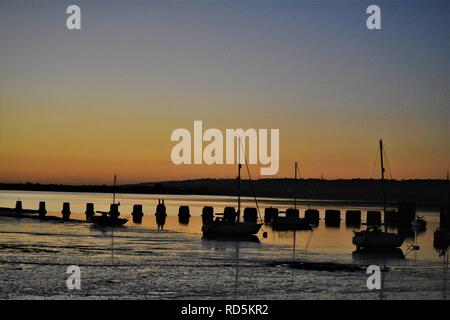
[178,206,190,224]
[155,199,167,230]
[132,204,144,224]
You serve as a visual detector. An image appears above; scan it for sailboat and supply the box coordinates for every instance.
[353,140,405,251]
[271,162,311,231]
[92,175,128,227]
[202,140,262,238]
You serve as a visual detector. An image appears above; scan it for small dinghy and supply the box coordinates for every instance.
[411,216,427,228]
[92,213,128,227]
[92,175,128,227]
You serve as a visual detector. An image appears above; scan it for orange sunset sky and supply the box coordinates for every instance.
[0,1,448,184]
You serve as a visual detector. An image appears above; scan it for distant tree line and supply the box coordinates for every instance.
[1,179,448,206]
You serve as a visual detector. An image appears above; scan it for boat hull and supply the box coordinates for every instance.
[411,219,427,228]
[202,222,262,237]
[352,232,404,251]
[92,216,128,227]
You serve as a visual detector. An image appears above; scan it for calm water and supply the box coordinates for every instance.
[0,191,448,299]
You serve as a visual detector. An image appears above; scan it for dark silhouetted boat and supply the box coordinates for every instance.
[202,140,262,238]
[271,162,311,231]
[353,226,404,251]
[202,218,262,237]
[411,216,427,229]
[92,175,128,227]
[353,140,404,251]
[92,211,128,227]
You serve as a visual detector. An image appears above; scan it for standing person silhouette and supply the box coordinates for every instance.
[155,199,167,230]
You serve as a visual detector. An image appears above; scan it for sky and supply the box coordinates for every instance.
[0,0,448,184]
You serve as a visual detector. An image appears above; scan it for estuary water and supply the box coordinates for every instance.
[0,191,448,299]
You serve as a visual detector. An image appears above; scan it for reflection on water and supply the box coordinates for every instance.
[0,192,449,299]
[351,248,406,262]
[0,190,443,262]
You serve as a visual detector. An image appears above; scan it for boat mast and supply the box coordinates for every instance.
[379,140,387,231]
[294,162,298,210]
[113,174,117,205]
[237,138,241,222]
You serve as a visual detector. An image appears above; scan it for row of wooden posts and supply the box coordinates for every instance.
[264,201,416,227]
[14,199,418,227]
[14,200,146,223]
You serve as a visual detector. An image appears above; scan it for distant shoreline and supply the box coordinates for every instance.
[1,178,448,207]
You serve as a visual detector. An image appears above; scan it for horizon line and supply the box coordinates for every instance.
[0,176,449,186]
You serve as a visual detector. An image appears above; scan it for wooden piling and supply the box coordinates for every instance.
[178,205,190,224]
[345,210,361,226]
[15,200,22,212]
[132,204,144,224]
[286,208,300,219]
[62,202,71,221]
[366,210,381,226]
[325,209,341,226]
[264,207,278,223]
[110,203,120,218]
[304,209,320,225]
[224,207,236,222]
[85,203,95,221]
[202,206,214,224]
[38,201,47,218]
[243,207,258,223]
